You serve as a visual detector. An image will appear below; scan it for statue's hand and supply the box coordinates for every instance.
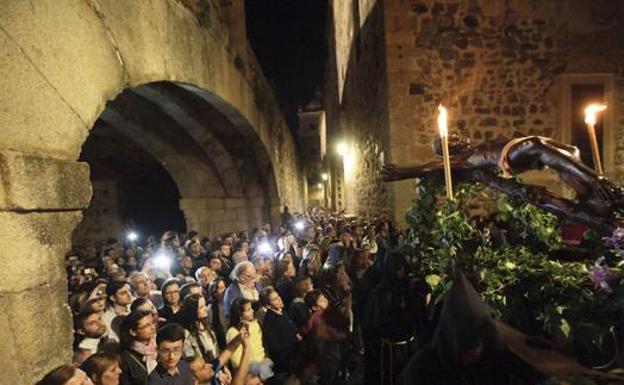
[594,177,623,202]
[381,163,399,181]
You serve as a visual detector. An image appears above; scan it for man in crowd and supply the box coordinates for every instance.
[149,324,194,385]
[102,280,133,341]
[73,307,110,364]
[129,271,164,309]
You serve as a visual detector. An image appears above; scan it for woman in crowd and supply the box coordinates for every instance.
[180,293,233,384]
[300,245,322,283]
[81,353,122,385]
[274,258,297,311]
[119,310,158,385]
[314,263,353,385]
[254,256,274,289]
[208,277,229,349]
[179,293,220,362]
[158,278,182,324]
[260,286,299,377]
[36,365,93,385]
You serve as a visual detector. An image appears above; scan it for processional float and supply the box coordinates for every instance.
[382,104,622,234]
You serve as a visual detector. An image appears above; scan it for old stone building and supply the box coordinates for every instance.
[0,1,304,383]
[298,93,328,208]
[325,0,624,223]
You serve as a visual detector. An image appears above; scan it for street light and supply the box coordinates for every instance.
[321,173,328,181]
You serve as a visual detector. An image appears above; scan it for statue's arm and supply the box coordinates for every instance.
[381,161,444,182]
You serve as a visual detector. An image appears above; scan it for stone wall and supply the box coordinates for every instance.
[0,152,90,385]
[72,179,122,245]
[180,197,268,236]
[325,0,391,217]
[384,0,624,222]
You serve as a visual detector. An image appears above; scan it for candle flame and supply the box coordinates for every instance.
[584,103,607,125]
[438,104,448,138]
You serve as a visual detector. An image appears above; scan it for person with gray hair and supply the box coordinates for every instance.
[128,271,164,309]
[195,266,216,298]
[223,261,263,317]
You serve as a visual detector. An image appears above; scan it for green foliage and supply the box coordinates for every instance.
[498,198,563,251]
[402,179,621,365]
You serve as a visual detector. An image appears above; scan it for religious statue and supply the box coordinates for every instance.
[381,135,624,233]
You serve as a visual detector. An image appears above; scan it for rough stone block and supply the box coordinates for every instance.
[0,211,82,293]
[0,306,21,385]
[0,32,87,160]
[0,151,92,211]
[0,0,125,154]
[0,280,73,385]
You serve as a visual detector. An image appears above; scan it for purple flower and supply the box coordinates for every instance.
[603,228,624,248]
[588,257,614,293]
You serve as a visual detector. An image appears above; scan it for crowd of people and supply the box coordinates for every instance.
[37,207,429,385]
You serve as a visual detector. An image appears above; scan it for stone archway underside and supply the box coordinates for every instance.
[86,82,278,239]
[0,1,303,383]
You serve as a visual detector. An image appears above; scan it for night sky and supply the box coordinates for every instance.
[245,0,328,136]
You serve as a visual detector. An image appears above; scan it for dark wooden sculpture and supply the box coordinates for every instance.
[381,135,624,233]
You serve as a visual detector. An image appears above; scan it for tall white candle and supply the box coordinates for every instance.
[584,103,606,175]
[438,104,453,200]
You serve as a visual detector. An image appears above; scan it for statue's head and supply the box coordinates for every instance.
[433,133,472,156]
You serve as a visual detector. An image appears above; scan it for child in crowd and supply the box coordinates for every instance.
[226,298,274,381]
[301,289,329,336]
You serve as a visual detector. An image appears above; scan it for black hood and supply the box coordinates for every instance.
[433,272,501,368]
[381,249,409,282]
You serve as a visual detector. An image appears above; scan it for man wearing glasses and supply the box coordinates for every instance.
[149,324,194,385]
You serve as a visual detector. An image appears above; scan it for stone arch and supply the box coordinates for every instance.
[0,1,302,382]
[78,80,283,240]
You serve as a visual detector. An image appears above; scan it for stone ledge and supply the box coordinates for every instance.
[0,150,92,210]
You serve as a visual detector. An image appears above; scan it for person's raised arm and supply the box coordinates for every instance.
[231,329,251,385]
[217,326,245,367]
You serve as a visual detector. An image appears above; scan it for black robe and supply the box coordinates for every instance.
[397,272,516,385]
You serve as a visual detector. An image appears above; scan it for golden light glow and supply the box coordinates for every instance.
[583,103,606,175]
[336,141,349,157]
[437,104,448,138]
[321,173,328,181]
[584,103,607,126]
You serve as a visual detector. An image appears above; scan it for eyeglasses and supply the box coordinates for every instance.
[164,290,180,295]
[158,348,183,356]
